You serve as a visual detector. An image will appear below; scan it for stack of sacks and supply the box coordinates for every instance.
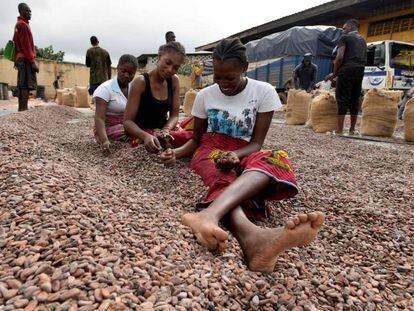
[310,91,338,133]
[361,89,402,137]
[285,89,312,125]
[403,97,414,142]
[183,89,198,116]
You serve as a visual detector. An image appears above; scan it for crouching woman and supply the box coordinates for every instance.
[94,54,138,153]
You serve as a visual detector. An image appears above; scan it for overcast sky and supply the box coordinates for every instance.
[1,0,331,64]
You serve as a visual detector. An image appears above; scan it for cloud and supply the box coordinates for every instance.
[1,0,330,63]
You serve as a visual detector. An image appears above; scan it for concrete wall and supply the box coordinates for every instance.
[0,55,192,98]
[0,56,116,99]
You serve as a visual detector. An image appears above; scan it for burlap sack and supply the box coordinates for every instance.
[57,88,72,105]
[403,97,414,142]
[74,86,89,108]
[304,101,312,128]
[310,91,338,133]
[286,89,312,125]
[183,89,198,116]
[361,89,402,137]
[56,89,65,105]
[62,89,76,107]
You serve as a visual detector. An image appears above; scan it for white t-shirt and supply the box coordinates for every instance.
[192,78,280,141]
[93,78,128,114]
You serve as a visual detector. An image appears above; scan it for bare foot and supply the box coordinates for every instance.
[242,212,325,272]
[182,212,229,252]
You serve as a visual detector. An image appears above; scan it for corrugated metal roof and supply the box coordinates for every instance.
[196,0,406,51]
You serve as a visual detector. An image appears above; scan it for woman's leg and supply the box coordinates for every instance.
[182,170,325,270]
[182,171,271,251]
[226,206,325,272]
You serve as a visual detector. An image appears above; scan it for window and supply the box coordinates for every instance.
[368,14,414,37]
[366,43,385,67]
[390,43,414,70]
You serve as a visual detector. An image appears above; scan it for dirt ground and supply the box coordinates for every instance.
[0,106,413,310]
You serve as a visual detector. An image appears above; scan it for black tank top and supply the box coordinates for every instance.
[135,73,173,129]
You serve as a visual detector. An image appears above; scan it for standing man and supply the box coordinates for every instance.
[293,53,318,92]
[326,19,367,135]
[13,3,38,112]
[85,36,112,96]
[53,75,60,101]
[165,31,176,43]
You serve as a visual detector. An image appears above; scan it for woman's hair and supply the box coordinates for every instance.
[158,41,186,60]
[213,38,247,67]
[117,54,138,68]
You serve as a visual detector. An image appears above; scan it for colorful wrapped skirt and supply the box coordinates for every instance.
[189,133,299,221]
[95,113,129,142]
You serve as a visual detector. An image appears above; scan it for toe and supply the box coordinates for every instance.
[204,235,219,252]
[307,212,318,222]
[292,217,300,225]
[285,219,296,229]
[213,227,229,242]
[312,212,325,229]
[194,232,209,249]
[181,213,192,226]
[298,214,308,223]
[217,240,227,252]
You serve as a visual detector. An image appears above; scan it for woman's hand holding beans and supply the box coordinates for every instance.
[159,148,176,166]
[214,151,240,172]
[143,133,161,153]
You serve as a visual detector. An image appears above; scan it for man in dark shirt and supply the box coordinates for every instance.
[85,36,112,95]
[13,3,38,111]
[293,53,318,92]
[327,19,367,135]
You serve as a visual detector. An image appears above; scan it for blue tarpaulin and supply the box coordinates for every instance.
[246,26,343,62]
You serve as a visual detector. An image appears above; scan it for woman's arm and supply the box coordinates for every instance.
[175,117,207,158]
[124,76,161,153]
[94,97,109,146]
[162,75,180,131]
[159,117,207,164]
[233,111,274,159]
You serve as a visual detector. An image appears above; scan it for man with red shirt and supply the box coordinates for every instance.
[13,3,38,111]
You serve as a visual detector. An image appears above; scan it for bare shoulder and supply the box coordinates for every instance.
[130,75,146,91]
[172,74,180,86]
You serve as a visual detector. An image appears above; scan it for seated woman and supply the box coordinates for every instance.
[160,39,325,272]
[124,42,192,152]
[94,54,138,153]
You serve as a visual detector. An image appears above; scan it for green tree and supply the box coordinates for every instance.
[35,45,65,61]
[177,63,192,76]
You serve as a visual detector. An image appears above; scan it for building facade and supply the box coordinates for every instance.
[359,2,414,43]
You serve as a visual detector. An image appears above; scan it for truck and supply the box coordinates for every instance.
[364,40,414,91]
[245,27,414,103]
[246,55,333,104]
[244,26,341,104]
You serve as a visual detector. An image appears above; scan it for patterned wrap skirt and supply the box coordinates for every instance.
[189,133,299,221]
[95,113,129,142]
